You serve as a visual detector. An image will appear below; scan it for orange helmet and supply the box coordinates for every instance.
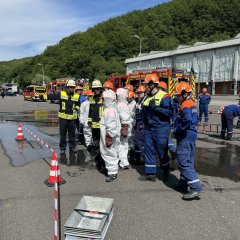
[128,91,135,99]
[143,74,159,84]
[136,85,146,93]
[103,81,113,89]
[158,81,167,90]
[202,88,207,93]
[125,84,134,92]
[83,89,94,96]
[173,82,192,95]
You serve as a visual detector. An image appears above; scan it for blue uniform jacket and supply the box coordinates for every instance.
[143,93,172,129]
[172,96,179,122]
[174,99,199,142]
[80,95,86,104]
[199,93,211,105]
[135,97,145,125]
[225,105,240,118]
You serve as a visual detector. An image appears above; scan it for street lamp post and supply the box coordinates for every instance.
[134,35,144,70]
[38,63,45,86]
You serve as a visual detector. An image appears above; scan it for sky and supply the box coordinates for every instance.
[0,0,168,61]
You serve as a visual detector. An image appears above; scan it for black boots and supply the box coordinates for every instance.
[106,174,117,182]
[138,174,157,182]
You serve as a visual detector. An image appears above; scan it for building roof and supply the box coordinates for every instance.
[125,35,240,64]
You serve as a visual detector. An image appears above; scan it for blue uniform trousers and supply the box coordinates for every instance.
[176,141,202,192]
[199,104,209,122]
[133,123,145,162]
[221,108,233,139]
[168,137,176,153]
[144,128,170,174]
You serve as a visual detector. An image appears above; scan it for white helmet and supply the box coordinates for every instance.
[67,79,76,87]
[92,79,102,88]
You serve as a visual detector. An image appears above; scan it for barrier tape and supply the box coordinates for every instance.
[6,120,60,240]
[24,126,55,152]
[6,120,55,152]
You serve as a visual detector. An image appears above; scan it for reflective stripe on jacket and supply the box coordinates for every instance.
[88,96,103,128]
[143,90,172,128]
[58,91,80,120]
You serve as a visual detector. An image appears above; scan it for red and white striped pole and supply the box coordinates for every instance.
[53,151,62,240]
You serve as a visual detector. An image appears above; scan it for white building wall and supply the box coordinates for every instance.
[175,54,194,70]
[126,37,240,94]
[214,47,235,82]
[195,51,213,83]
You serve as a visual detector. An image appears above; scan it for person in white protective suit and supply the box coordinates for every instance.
[100,89,121,182]
[127,91,136,150]
[116,88,131,170]
[79,90,94,148]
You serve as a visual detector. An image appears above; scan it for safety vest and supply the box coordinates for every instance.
[88,96,103,128]
[143,90,168,107]
[58,91,80,120]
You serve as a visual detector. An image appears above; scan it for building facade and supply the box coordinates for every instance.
[125,35,240,95]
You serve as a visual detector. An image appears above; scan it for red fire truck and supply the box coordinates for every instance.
[46,79,68,103]
[107,75,128,92]
[108,67,196,98]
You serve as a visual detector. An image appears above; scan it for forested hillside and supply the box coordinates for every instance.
[1,0,240,87]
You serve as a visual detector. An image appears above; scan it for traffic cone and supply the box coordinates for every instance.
[209,108,213,114]
[218,105,224,115]
[44,151,66,187]
[15,123,26,141]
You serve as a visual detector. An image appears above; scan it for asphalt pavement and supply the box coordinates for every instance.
[0,95,240,240]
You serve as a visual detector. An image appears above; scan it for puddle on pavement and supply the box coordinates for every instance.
[59,149,96,170]
[195,139,240,182]
[0,122,59,166]
[0,110,59,126]
[0,111,240,181]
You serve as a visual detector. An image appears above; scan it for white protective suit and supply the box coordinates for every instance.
[116,88,131,167]
[79,99,92,147]
[100,90,121,175]
[128,99,136,149]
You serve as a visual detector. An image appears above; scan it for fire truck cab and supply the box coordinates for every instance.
[126,67,196,98]
[23,85,47,101]
[46,79,68,103]
[107,75,128,92]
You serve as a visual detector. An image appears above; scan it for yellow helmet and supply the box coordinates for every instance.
[66,79,76,87]
[92,79,102,88]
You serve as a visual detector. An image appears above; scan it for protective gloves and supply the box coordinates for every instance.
[105,132,112,148]
[121,124,129,137]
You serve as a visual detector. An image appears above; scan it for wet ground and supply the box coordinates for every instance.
[195,138,240,182]
[1,110,240,182]
[0,110,59,126]
[1,97,240,240]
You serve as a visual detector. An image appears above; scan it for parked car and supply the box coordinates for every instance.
[5,90,15,96]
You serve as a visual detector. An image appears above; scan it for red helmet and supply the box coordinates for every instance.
[173,82,192,95]
[158,81,167,90]
[128,91,135,99]
[136,85,146,93]
[125,84,134,92]
[143,74,159,84]
[103,81,113,89]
